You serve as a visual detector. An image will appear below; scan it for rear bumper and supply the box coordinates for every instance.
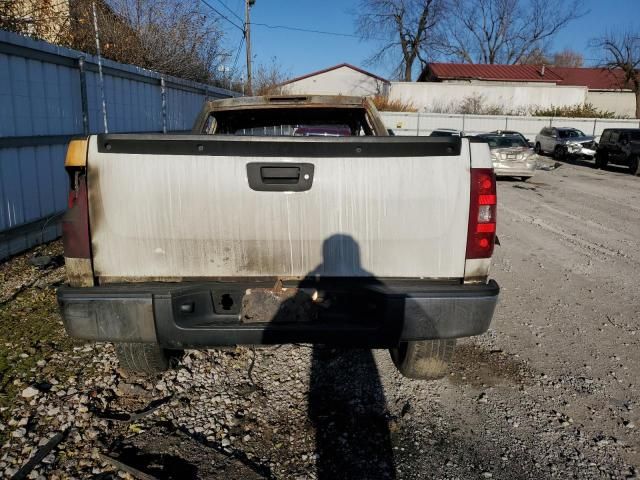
[493,161,536,177]
[57,280,499,348]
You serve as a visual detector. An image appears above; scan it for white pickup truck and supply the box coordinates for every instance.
[57,95,499,379]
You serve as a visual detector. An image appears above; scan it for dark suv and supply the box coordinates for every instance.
[596,129,640,175]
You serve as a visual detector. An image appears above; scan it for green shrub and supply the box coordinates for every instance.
[531,103,620,118]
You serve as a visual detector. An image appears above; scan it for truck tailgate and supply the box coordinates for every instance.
[87,135,470,280]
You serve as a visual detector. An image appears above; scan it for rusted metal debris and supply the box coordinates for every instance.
[91,395,173,422]
[97,453,159,480]
[11,428,70,480]
[241,288,318,324]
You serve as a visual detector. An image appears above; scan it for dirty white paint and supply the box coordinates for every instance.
[586,90,637,119]
[87,137,471,279]
[469,141,492,169]
[389,82,587,113]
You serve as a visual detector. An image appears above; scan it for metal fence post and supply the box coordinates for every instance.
[92,1,108,133]
[416,112,420,136]
[593,118,597,136]
[77,57,89,135]
[462,114,466,133]
[160,76,167,134]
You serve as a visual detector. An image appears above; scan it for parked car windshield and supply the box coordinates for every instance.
[430,130,459,137]
[626,131,640,141]
[480,135,529,149]
[558,129,586,138]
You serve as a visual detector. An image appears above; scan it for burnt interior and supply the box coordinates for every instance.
[206,107,375,136]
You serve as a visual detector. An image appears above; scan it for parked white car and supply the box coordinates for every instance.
[534,127,596,160]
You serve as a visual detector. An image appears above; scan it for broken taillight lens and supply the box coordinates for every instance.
[62,174,91,259]
[466,168,497,259]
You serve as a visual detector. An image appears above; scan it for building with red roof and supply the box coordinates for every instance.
[419,63,564,84]
[419,63,631,91]
[415,63,636,117]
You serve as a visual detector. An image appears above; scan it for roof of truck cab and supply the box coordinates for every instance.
[204,95,367,111]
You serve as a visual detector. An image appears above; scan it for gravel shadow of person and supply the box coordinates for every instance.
[257,234,398,478]
[301,235,397,479]
[308,345,396,479]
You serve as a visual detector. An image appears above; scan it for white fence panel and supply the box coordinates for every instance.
[382,112,640,141]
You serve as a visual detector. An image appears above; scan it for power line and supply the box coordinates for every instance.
[251,22,385,41]
[209,0,244,24]
[200,0,244,32]
[231,34,245,72]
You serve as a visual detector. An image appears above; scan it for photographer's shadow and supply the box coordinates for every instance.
[308,345,396,479]
[263,234,397,479]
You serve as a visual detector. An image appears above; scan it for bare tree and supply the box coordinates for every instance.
[520,47,549,65]
[552,49,583,67]
[356,0,445,81]
[0,0,70,42]
[64,0,228,84]
[439,0,582,64]
[253,58,290,95]
[520,48,584,67]
[592,30,640,118]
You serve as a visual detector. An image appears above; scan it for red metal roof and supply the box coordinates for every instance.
[423,63,563,83]
[421,63,633,90]
[280,63,389,86]
[552,67,630,90]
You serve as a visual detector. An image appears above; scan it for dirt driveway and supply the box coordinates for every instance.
[0,161,638,479]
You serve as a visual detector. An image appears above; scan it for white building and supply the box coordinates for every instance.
[403,63,637,118]
[280,63,390,97]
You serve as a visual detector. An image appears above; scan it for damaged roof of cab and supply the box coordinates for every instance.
[205,95,369,111]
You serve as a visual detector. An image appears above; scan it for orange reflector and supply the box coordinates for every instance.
[479,194,496,205]
[65,139,88,168]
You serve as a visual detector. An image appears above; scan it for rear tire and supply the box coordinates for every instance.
[534,142,542,155]
[114,343,176,374]
[390,339,456,380]
[553,145,566,161]
[629,155,640,175]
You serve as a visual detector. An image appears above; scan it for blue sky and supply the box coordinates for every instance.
[213,0,640,81]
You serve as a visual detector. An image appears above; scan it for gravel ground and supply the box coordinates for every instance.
[0,159,638,479]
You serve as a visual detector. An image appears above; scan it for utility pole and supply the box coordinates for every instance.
[245,0,254,95]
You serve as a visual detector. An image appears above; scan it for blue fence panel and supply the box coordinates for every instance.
[0,54,16,137]
[0,30,239,260]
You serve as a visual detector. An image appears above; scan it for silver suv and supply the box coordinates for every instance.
[534,127,596,160]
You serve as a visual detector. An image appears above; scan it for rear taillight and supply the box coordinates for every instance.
[62,139,91,260]
[466,168,497,259]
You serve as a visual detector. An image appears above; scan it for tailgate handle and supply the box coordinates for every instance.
[261,166,300,183]
[247,162,314,192]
